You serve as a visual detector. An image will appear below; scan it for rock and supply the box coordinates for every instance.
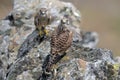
[16,71,34,80]
[0,0,119,80]
[80,31,99,48]
[17,30,44,58]
[7,0,83,42]
[0,20,11,35]
[56,59,83,80]
[84,60,120,80]
[114,57,120,63]
[6,56,42,80]
[0,60,6,80]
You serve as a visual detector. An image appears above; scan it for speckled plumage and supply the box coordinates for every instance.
[41,18,73,79]
[50,23,73,55]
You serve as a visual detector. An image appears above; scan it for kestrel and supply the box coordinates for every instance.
[42,17,73,78]
[17,8,52,58]
[34,8,51,37]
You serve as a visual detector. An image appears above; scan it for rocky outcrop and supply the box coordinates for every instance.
[0,0,119,80]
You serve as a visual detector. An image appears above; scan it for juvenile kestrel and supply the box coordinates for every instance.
[42,17,73,78]
[17,8,52,58]
[34,8,51,37]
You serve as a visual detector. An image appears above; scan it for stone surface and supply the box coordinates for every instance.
[0,0,120,80]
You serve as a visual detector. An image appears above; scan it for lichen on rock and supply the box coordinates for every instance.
[0,0,120,80]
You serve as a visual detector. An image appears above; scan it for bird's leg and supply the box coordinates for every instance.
[38,26,49,39]
[37,26,44,37]
[44,29,49,36]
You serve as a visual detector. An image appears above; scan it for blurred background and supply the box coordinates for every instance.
[0,0,120,56]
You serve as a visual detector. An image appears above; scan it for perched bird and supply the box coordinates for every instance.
[50,17,73,56]
[17,8,52,59]
[34,8,52,37]
[41,17,73,79]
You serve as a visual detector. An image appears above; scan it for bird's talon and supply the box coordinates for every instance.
[45,30,49,36]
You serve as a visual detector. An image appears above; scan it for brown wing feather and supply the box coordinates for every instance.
[51,28,73,55]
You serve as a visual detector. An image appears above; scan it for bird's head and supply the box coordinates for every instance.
[57,17,70,35]
[39,8,47,17]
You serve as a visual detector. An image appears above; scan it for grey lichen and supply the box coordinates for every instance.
[0,0,120,80]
